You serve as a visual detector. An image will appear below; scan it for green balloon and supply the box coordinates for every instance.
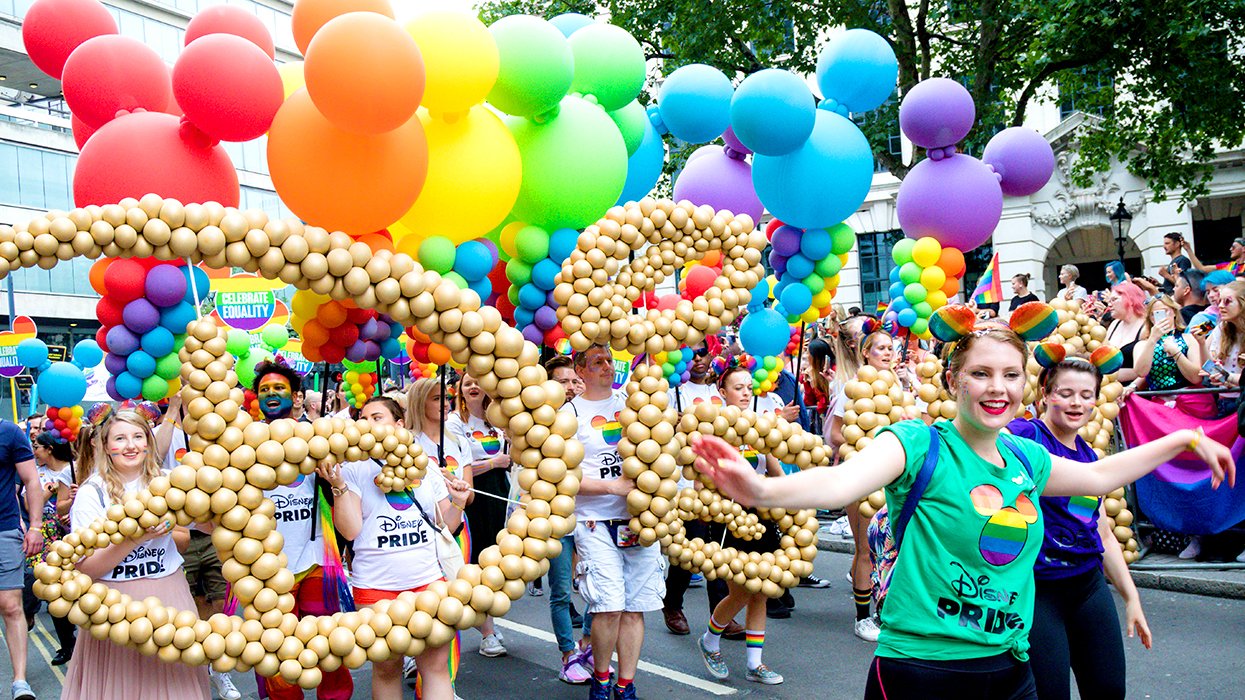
[225,330,250,357]
[608,101,647,156]
[913,301,933,318]
[763,356,777,370]
[261,325,289,351]
[507,285,520,306]
[154,353,181,381]
[899,261,922,285]
[342,359,372,373]
[506,95,628,230]
[419,236,456,274]
[444,271,468,290]
[753,368,768,382]
[235,352,270,390]
[505,259,533,286]
[515,224,551,264]
[488,15,573,118]
[817,255,843,278]
[568,24,645,112]
[803,275,825,295]
[911,318,929,335]
[892,237,916,265]
[141,375,169,401]
[903,282,927,304]
[829,223,856,256]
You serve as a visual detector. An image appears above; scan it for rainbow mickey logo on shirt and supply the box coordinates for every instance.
[473,431,502,455]
[1066,495,1099,523]
[384,489,415,511]
[692,396,724,406]
[970,484,1039,566]
[741,447,762,471]
[591,413,622,445]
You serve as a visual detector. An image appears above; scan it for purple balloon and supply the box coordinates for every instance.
[345,340,368,363]
[105,376,121,401]
[359,318,379,341]
[685,144,721,164]
[672,147,763,221]
[144,264,188,308]
[897,155,1002,252]
[899,78,975,149]
[521,324,545,346]
[475,238,500,267]
[771,225,801,256]
[122,298,160,334]
[362,340,381,361]
[534,305,558,331]
[546,290,559,307]
[982,127,1055,197]
[104,351,129,375]
[374,322,392,342]
[769,251,788,276]
[105,325,141,356]
[721,126,753,157]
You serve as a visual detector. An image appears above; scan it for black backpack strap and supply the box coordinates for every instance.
[892,424,940,550]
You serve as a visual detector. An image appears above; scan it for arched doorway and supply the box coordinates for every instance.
[1043,225,1143,296]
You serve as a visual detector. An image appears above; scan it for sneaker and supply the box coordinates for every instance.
[612,682,638,700]
[746,664,784,685]
[1179,537,1201,560]
[210,670,241,700]
[528,582,545,597]
[403,656,418,687]
[11,681,34,700]
[697,635,729,680]
[479,633,508,657]
[825,515,851,538]
[688,573,704,587]
[853,616,881,643]
[799,574,831,589]
[588,678,612,700]
[560,655,593,684]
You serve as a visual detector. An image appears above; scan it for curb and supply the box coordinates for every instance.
[817,534,1245,600]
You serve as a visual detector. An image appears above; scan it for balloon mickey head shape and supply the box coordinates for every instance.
[17,337,104,418]
[896,78,1056,253]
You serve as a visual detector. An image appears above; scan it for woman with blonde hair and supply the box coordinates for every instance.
[1129,296,1210,417]
[61,410,205,699]
[1206,279,1245,416]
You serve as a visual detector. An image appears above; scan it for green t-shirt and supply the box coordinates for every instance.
[875,419,1052,662]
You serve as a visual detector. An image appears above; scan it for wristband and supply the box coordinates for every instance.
[1188,426,1204,452]
[450,500,465,511]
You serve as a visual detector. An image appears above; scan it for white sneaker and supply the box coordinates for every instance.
[210,670,242,700]
[1178,537,1201,560]
[853,617,880,643]
[479,633,508,657]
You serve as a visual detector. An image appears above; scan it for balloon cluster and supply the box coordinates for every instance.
[838,365,917,463]
[896,79,1055,254]
[93,258,202,401]
[42,406,85,444]
[1104,488,1140,564]
[884,236,966,336]
[16,337,104,434]
[501,224,579,346]
[412,237,498,309]
[653,347,693,388]
[742,354,784,395]
[340,363,378,410]
[769,222,855,323]
[291,291,399,364]
[224,325,291,389]
[408,361,438,381]
[405,327,452,367]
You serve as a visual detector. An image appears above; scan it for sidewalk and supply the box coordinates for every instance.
[817,524,1245,600]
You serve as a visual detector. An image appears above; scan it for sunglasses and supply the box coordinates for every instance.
[693,346,711,358]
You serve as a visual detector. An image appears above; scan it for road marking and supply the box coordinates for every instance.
[493,618,738,696]
[30,618,66,684]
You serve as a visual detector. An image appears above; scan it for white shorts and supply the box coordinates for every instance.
[574,519,666,614]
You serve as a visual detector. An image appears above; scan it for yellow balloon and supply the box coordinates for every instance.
[278,62,306,101]
[812,289,832,308]
[799,307,819,324]
[499,221,526,260]
[926,290,948,310]
[398,106,521,244]
[912,236,942,268]
[405,11,500,116]
[920,265,946,290]
[766,274,778,299]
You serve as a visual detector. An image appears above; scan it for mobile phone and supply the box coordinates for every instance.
[1154,307,1172,324]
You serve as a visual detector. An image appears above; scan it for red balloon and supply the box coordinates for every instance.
[61,35,170,129]
[656,294,680,311]
[173,34,283,143]
[103,259,146,302]
[96,297,124,327]
[73,112,239,208]
[72,114,97,150]
[682,265,717,299]
[21,0,117,80]
[345,306,373,325]
[321,343,346,363]
[328,324,359,347]
[184,4,275,59]
[95,326,109,352]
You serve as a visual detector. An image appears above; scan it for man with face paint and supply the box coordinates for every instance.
[249,362,353,700]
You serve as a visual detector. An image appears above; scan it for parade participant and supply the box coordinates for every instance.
[1103,282,1147,384]
[0,413,43,700]
[1130,297,1210,418]
[1103,261,1127,289]
[321,396,469,700]
[695,365,788,685]
[1010,354,1149,700]
[573,345,662,700]
[1156,232,1192,295]
[447,373,512,648]
[251,361,352,700]
[1206,280,1245,417]
[1183,236,1245,276]
[62,410,204,700]
[668,337,724,409]
[30,432,76,665]
[1009,274,1040,313]
[1056,265,1088,302]
[690,306,1234,699]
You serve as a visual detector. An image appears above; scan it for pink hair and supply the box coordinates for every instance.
[1112,281,1145,319]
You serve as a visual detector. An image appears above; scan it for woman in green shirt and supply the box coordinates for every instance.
[691,316,1233,699]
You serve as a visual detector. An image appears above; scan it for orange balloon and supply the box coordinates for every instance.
[409,327,431,343]
[267,89,427,236]
[941,277,960,298]
[304,12,424,134]
[89,258,112,295]
[317,301,347,328]
[428,343,451,365]
[301,319,329,347]
[394,233,422,258]
[357,232,394,253]
[938,247,966,279]
[291,0,394,54]
[302,341,324,363]
[701,250,721,268]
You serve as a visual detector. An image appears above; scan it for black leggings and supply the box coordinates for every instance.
[864,654,1037,700]
[1029,568,1126,700]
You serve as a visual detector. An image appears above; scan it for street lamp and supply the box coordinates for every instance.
[1110,197,1132,266]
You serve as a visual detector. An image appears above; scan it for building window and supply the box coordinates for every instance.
[1059,68,1114,121]
[857,229,903,312]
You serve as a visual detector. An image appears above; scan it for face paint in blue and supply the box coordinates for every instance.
[257,373,294,421]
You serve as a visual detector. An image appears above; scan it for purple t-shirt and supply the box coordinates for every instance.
[1007,418,1104,580]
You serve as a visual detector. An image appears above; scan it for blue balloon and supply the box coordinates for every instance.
[739,308,789,357]
[72,339,103,369]
[16,338,48,369]
[773,277,792,300]
[897,308,918,327]
[799,228,832,259]
[550,12,593,37]
[114,371,143,399]
[182,265,210,305]
[786,253,814,280]
[889,281,906,301]
[126,350,157,379]
[889,267,901,284]
[815,28,898,113]
[514,307,534,328]
[779,283,813,316]
[752,110,874,229]
[532,258,561,291]
[37,362,87,407]
[518,283,546,310]
[891,296,912,312]
[379,337,402,360]
[453,241,494,281]
[140,327,175,357]
[730,69,816,156]
[616,117,665,205]
[549,228,580,263]
[656,64,733,143]
[468,277,493,302]
[159,301,197,335]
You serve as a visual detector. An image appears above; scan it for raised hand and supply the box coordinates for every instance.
[1190,429,1235,489]
[689,433,765,506]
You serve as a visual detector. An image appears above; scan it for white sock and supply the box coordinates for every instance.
[745,630,764,669]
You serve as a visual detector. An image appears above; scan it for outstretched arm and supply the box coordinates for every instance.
[692,431,905,510]
[1098,502,1151,649]
[1044,428,1233,497]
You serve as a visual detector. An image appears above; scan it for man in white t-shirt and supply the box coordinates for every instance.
[572,346,663,700]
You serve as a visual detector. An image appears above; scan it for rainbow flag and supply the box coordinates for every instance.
[875,301,888,315]
[972,252,1001,304]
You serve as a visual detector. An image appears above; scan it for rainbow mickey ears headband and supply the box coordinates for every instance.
[1033,341,1125,375]
[929,301,1059,344]
[86,400,162,428]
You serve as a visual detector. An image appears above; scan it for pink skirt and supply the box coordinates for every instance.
[60,569,210,700]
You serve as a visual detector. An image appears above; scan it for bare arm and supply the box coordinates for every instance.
[172,526,191,553]
[17,459,43,556]
[1182,241,1213,273]
[318,463,362,541]
[153,396,181,460]
[438,476,469,532]
[577,477,635,497]
[1098,503,1152,649]
[471,455,511,478]
[55,482,75,517]
[1044,429,1233,497]
[1172,334,1203,384]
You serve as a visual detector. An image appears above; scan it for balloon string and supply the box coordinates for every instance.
[185,258,202,321]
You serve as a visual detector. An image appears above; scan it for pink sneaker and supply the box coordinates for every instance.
[559,655,592,684]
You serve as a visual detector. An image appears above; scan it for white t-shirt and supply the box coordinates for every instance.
[414,433,472,481]
[1208,325,1242,399]
[667,382,723,411]
[446,413,505,463]
[266,473,324,575]
[162,427,187,472]
[71,473,184,581]
[754,392,785,415]
[572,391,630,521]
[341,459,446,591]
[37,464,71,489]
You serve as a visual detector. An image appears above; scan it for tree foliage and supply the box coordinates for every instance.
[478,0,1245,205]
